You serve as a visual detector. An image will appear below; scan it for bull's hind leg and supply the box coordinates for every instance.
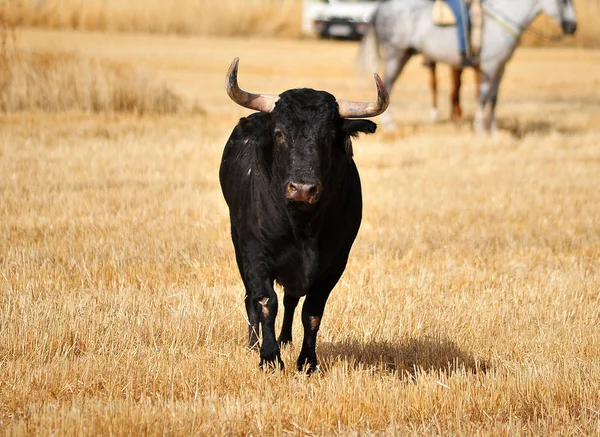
[278,292,300,346]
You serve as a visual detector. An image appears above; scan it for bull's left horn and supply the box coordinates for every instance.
[225,58,279,113]
[336,74,389,118]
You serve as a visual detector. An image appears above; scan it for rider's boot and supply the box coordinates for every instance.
[460,51,479,68]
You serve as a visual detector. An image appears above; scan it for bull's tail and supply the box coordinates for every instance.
[356,20,381,74]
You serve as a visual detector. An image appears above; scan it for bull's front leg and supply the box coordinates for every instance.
[257,285,283,370]
[244,273,283,370]
[244,293,260,349]
[297,290,331,374]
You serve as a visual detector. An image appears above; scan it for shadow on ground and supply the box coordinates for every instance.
[378,114,590,140]
[498,118,586,139]
[319,335,488,377]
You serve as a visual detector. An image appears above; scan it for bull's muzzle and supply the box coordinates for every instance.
[286,181,323,205]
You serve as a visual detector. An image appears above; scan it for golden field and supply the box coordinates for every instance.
[2,0,600,46]
[1,24,600,435]
[1,0,303,38]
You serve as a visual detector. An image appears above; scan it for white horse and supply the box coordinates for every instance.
[358,0,577,133]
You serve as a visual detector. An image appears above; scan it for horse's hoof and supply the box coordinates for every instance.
[490,121,499,135]
[430,108,439,123]
[383,122,398,133]
[473,120,485,135]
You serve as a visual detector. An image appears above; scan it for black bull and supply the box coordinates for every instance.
[219,58,389,372]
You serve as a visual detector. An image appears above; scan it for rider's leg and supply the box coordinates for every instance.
[470,0,483,63]
[446,0,472,66]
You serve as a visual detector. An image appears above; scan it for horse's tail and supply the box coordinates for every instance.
[356,18,381,74]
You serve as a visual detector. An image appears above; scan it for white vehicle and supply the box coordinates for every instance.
[302,0,380,40]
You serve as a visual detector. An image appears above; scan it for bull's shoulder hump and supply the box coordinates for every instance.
[236,112,270,136]
[223,113,270,157]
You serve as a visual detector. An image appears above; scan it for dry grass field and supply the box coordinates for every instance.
[1,24,600,435]
[2,0,600,46]
[1,0,303,38]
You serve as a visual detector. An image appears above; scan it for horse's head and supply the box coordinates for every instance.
[540,0,577,35]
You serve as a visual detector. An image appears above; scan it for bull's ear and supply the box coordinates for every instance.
[341,119,377,157]
[342,119,377,137]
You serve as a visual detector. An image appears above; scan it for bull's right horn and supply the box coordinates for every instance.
[225,58,279,113]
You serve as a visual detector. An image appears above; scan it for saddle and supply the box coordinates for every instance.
[432,0,457,27]
[431,0,482,59]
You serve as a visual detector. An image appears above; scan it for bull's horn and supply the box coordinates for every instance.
[337,74,389,118]
[225,58,279,113]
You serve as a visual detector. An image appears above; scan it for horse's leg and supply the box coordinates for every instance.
[426,61,439,122]
[450,66,463,122]
[381,48,415,130]
[486,65,506,134]
[474,69,492,134]
[474,68,482,102]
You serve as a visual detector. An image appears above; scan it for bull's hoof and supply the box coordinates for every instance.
[247,340,260,351]
[278,334,293,347]
[297,358,319,375]
[260,354,284,371]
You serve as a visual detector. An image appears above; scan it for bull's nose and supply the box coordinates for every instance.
[562,21,577,35]
[286,181,323,204]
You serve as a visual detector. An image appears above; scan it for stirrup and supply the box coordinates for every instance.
[460,54,479,68]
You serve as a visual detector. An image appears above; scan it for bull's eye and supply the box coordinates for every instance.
[273,129,287,150]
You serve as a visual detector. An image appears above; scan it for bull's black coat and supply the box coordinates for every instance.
[220,88,376,372]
